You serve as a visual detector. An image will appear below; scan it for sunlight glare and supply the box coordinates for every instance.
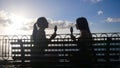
[6,13,28,35]
[10,14,26,29]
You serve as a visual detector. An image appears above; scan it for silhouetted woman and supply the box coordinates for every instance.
[32,17,56,43]
[70,17,94,68]
[31,17,57,67]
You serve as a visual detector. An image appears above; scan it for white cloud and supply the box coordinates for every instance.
[0,10,75,35]
[0,10,75,30]
[0,10,35,29]
[97,10,103,15]
[105,17,120,23]
[0,10,11,26]
[21,18,75,30]
[91,0,103,3]
[47,18,75,29]
[83,0,103,4]
[0,10,8,19]
[0,10,36,35]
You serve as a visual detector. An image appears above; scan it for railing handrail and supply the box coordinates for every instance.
[0,33,120,60]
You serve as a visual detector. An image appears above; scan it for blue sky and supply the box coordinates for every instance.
[0,0,120,35]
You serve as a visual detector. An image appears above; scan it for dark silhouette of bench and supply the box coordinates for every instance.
[11,37,120,68]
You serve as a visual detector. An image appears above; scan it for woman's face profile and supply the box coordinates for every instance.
[75,24,79,29]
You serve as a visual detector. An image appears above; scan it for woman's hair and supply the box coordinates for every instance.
[76,17,90,32]
[36,17,48,27]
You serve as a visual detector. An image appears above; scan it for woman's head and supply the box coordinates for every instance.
[76,17,90,31]
[36,17,48,29]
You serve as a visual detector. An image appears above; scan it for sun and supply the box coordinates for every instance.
[6,13,28,35]
[10,13,26,28]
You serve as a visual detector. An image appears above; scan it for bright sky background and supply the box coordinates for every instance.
[0,0,120,35]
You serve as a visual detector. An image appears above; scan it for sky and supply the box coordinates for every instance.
[0,0,120,35]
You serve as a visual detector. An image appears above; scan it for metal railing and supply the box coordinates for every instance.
[0,32,120,61]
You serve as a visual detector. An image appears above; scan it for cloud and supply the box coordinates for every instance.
[91,0,103,3]
[0,10,36,31]
[0,10,12,26]
[83,0,103,4]
[20,18,36,30]
[105,17,120,23]
[0,10,74,31]
[20,18,75,31]
[97,10,103,15]
[0,10,75,35]
[47,18,75,29]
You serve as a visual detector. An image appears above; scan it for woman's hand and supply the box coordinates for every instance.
[70,27,76,41]
[50,25,57,40]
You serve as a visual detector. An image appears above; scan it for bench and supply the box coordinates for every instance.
[11,37,120,68]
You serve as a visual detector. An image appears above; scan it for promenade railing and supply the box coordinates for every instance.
[0,32,120,67]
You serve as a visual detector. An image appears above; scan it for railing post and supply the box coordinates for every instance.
[106,37,111,65]
[18,39,24,63]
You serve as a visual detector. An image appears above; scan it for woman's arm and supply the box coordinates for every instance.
[49,25,57,40]
[70,27,76,41]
